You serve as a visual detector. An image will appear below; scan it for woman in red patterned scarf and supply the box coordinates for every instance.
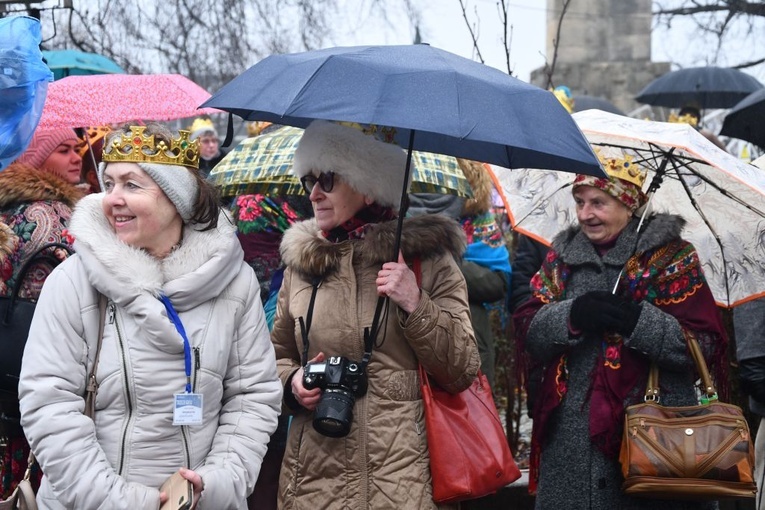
[513,151,727,510]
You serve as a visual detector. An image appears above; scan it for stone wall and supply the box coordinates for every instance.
[531,0,670,115]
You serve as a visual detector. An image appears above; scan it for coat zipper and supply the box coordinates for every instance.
[111,303,134,476]
[193,347,200,393]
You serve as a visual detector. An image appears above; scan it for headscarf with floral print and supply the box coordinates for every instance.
[572,173,647,213]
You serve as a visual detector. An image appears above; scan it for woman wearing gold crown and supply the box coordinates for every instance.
[513,151,727,509]
[17,123,282,509]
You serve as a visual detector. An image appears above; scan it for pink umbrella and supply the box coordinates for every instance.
[37,74,220,130]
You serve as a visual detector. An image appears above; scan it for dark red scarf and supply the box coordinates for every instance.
[322,203,396,243]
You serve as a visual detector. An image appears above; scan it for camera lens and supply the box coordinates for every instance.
[313,389,355,438]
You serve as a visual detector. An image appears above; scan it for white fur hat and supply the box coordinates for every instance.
[292,120,409,209]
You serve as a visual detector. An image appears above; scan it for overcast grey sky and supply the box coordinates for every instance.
[332,0,765,84]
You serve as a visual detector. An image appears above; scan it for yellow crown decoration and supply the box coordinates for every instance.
[668,112,699,127]
[102,126,200,169]
[595,150,647,188]
[188,117,216,134]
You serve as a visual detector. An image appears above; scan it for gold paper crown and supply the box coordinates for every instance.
[596,150,647,188]
[188,117,216,135]
[668,112,699,127]
[102,126,200,169]
[552,86,575,114]
[76,126,111,157]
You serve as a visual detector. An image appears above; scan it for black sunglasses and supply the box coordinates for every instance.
[300,172,335,194]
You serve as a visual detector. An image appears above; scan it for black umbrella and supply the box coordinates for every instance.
[635,66,763,109]
[719,88,765,149]
[572,95,625,116]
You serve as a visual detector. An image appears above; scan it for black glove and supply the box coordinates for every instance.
[570,291,641,336]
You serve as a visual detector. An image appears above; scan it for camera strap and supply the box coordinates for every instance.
[299,275,375,372]
[299,276,322,366]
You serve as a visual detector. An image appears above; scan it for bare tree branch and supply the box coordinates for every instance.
[544,0,571,90]
[457,0,484,64]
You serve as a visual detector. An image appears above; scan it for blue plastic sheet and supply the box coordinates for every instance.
[0,16,53,171]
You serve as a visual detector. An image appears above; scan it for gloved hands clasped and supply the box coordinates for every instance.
[569,290,642,337]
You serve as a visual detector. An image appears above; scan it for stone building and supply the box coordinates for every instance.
[530,0,670,115]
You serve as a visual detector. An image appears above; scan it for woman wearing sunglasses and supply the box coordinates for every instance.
[270,120,479,509]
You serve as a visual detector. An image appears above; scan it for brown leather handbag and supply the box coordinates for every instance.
[619,336,757,500]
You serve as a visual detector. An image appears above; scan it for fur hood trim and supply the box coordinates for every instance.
[292,120,409,209]
[280,214,466,278]
[0,163,85,208]
[552,213,686,263]
[69,193,240,302]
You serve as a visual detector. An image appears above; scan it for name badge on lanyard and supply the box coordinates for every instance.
[160,294,204,426]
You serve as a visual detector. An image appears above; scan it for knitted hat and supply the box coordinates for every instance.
[98,161,199,222]
[188,117,218,141]
[98,127,199,222]
[17,128,79,169]
[291,120,408,209]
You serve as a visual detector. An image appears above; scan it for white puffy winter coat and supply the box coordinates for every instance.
[18,194,282,510]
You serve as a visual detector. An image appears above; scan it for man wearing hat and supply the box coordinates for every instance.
[188,116,227,178]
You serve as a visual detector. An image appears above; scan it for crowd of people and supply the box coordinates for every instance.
[0,83,762,510]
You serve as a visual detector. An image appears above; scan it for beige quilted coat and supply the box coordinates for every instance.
[272,214,480,509]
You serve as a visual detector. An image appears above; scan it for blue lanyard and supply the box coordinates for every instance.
[159,294,192,393]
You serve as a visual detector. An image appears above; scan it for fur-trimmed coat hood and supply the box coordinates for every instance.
[69,193,241,307]
[280,213,466,278]
[0,162,85,209]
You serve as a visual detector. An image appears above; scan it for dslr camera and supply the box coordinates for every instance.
[303,356,368,437]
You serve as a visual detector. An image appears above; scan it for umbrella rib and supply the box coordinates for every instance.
[591,141,765,217]
[513,181,574,229]
[668,155,765,218]
[668,157,732,306]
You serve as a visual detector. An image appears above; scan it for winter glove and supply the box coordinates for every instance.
[570,290,642,336]
[739,356,765,405]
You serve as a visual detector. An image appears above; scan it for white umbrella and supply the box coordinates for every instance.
[495,109,765,308]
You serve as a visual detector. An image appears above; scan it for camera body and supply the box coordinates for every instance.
[302,356,368,437]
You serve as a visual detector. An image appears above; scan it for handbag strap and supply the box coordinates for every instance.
[644,335,717,402]
[3,242,74,324]
[85,293,108,421]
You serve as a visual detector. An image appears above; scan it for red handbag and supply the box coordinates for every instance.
[419,364,521,503]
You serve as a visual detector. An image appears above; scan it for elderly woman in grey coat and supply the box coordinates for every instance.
[19,124,282,509]
[513,151,727,509]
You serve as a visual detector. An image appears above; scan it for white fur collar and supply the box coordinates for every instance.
[70,194,241,306]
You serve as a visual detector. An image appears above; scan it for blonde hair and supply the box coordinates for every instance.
[458,158,493,217]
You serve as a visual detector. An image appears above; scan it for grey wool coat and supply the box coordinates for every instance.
[524,214,720,510]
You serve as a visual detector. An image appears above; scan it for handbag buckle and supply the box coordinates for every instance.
[644,394,660,403]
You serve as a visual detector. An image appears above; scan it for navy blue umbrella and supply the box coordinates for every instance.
[719,88,765,149]
[202,44,602,177]
[635,66,763,109]
[573,95,625,116]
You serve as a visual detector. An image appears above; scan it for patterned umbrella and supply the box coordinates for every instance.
[37,74,220,130]
[210,125,473,199]
[494,109,765,307]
